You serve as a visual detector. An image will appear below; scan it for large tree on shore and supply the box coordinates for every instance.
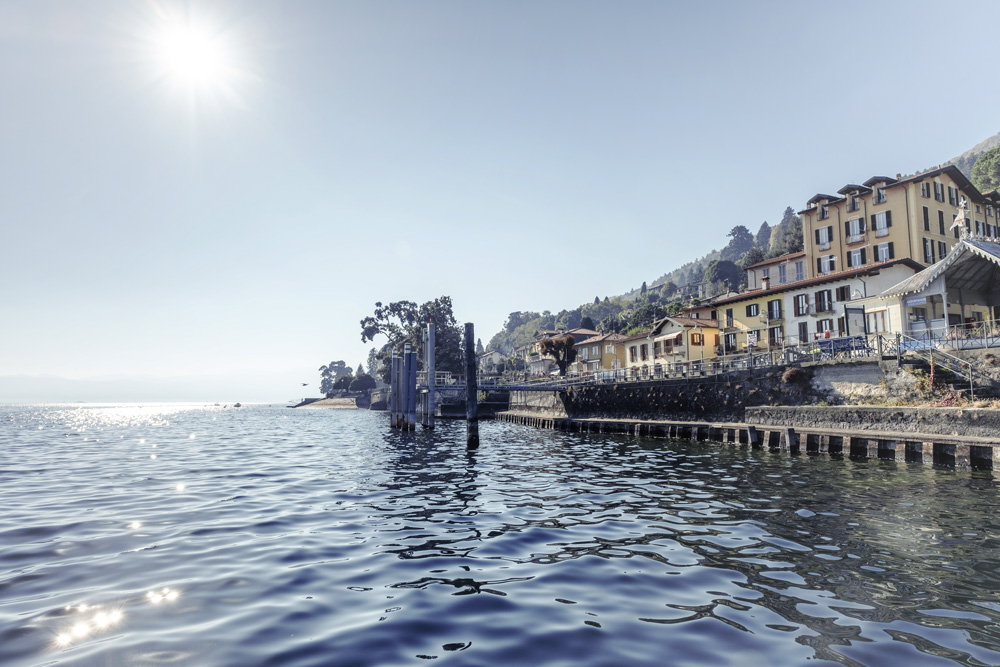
[539,334,577,376]
[319,360,350,397]
[361,296,464,383]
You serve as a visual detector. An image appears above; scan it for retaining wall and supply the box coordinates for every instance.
[746,406,1000,440]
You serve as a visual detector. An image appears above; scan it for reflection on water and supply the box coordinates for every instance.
[1,403,999,666]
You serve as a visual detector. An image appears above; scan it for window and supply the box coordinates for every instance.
[876,242,895,262]
[761,267,770,280]
[725,308,734,328]
[580,347,588,360]
[629,346,637,363]
[976,220,985,235]
[794,294,809,316]
[794,261,804,281]
[848,195,860,211]
[875,187,886,204]
[836,285,851,301]
[690,333,703,346]
[837,316,846,336]
[815,225,833,250]
[988,205,994,217]
[605,344,614,354]
[923,206,930,231]
[938,210,945,235]
[815,289,833,313]
[866,310,888,333]
[921,182,931,198]
[797,321,809,343]
[778,264,786,284]
[725,332,737,353]
[954,214,961,239]
[948,186,957,206]
[847,247,867,268]
[767,299,782,320]
[653,341,661,357]
[592,345,599,356]
[872,210,892,237]
[768,326,783,347]
[923,237,935,264]
[818,204,829,220]
[934,182,945,202]
[745,303,759,317]
[817,255,836,274]
[845,217,865,243]
[817,319,834,334]
[938,240,947,258]
[640,344,648,361]
[976,205,982,214]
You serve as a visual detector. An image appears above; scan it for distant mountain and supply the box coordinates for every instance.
[946,131,1000,178]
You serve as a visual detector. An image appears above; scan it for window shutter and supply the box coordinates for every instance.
[815,229,821,244]
[827,225,833,241]
[886,210,892,227]
[888,242,895,259]
[845,220,851,236]
[847,252,853,268]
[861,248,867,264]
[860,217,866,232]
[870,214,876,229]
[816,258,822,274]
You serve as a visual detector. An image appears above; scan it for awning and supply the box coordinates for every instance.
[659,332,683,343]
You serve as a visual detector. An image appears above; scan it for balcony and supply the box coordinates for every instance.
[875,227,890,238]
[846,233,865,244]
[817,241,831,251]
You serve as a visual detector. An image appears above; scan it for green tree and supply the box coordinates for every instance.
[476,338,485,355]
[318,360,350,397]
[704,260,742,291]
[580,315,596,330]
[721,225,755,261]
[361,296,464,382]
[349,374,376,392]
[640,281,647,294]
[333,374,354,392]
[972,144,1000,193]
[755,221,771,250]
[367,349,378,377]
[539,334,577,376]
[739,246,766,269]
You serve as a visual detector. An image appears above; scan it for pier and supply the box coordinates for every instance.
[495,411,1000,469]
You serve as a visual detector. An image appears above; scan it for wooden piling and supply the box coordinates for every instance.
[465,323,479,449]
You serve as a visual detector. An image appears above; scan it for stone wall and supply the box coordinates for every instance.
[746,405,1000,439]
[506,361,927,422]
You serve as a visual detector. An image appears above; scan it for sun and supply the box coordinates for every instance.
[154,21,232,89]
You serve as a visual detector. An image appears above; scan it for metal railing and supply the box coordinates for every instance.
[477,327,999,398]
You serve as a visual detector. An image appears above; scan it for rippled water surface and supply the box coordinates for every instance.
[2,404,1000,666]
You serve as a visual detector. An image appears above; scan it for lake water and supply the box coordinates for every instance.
[2,404,1000,666]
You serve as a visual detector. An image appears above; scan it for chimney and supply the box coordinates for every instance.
[762,275,771,290]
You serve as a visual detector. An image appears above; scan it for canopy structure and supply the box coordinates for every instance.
[879,238,1000,334]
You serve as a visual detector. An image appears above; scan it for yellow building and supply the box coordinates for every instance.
[800,165,999,280]
[713,289,785,354]
[569,332,627,374]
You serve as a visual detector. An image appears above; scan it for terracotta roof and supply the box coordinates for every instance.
[806,193,841,206]
[710,258,923,306]
[862,176,898,187]
[746,251,806,270]
[837,183,872,195]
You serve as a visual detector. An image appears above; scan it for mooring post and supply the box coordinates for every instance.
[394,354,404,428]
[389,351,398,429]
[425,322,436,429]
[401,344,411,429]
[465,322,479,449]
[406,349,417,430]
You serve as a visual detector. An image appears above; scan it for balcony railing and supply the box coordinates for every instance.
[847,233,865,244]
[875,227,890,237]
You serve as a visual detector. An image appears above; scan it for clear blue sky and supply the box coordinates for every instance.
[3,1,998,402]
